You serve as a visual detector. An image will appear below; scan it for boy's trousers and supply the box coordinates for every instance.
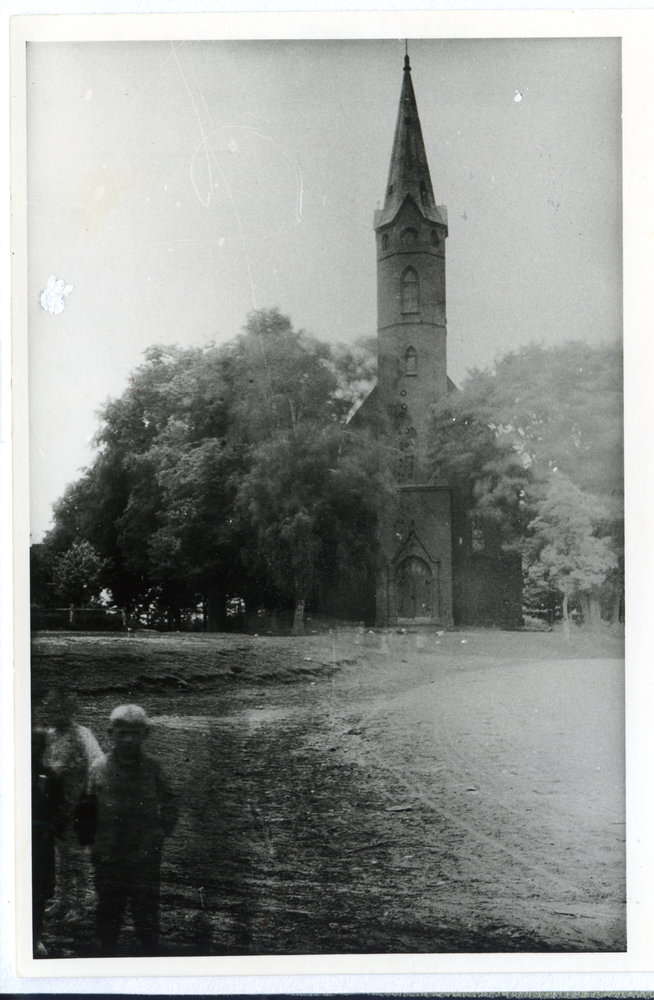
[93,855,161,955]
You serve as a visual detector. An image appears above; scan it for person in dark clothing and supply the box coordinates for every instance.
[74,704,178,957]
[31,727,67,956]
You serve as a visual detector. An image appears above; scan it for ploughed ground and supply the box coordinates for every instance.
[30,626,625,956]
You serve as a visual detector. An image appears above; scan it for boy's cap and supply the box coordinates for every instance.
[110,704,149,727]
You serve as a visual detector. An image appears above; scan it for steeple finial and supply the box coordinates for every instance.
[404,40,410,71]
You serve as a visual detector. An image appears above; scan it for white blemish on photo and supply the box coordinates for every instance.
[39,275,74,315]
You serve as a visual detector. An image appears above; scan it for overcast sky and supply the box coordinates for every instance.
[27,37,622,540]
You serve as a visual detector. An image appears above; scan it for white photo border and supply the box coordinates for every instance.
[6,5,654,992]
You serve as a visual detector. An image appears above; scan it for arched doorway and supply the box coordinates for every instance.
[396,556,433,618]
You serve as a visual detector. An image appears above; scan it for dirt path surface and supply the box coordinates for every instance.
[31,627,625,956]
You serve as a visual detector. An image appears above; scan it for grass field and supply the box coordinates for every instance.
[31,625,625,956]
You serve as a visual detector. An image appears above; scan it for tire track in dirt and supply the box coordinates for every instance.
[358,740,591,897]
[322,651,625,950]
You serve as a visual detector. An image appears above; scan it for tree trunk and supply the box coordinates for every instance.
[580,591,602,632]
[206,587,227,633]
[562,591,570,641]
[610,589,623,625]
[167,605,182,631]
[292,597,306,635]
[589,592,602,632]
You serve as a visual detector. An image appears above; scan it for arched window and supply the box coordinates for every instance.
[401,268,419,313]
[405,346,417,375]
[381,233,389,250]
[430,229,439,247]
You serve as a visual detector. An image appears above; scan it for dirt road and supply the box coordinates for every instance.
[30,626,625,956]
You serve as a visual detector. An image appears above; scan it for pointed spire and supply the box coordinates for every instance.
[374,54,445,229]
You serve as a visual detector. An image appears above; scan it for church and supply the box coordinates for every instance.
[349,55,522,629]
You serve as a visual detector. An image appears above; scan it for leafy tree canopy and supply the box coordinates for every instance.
[526,473,618,630]
[429,340,623,624]
[236,422,390,632]
[50,540,111,607]
[39,310,377,626]
[434,340,623,500]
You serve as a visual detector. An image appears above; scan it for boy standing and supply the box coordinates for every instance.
[75,704,178,956]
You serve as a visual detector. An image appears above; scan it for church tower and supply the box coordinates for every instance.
[374,54,454,626]
[339,52,522,627]
[374,53,449,469]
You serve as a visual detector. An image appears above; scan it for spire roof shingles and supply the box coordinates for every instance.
[374,55,447,231]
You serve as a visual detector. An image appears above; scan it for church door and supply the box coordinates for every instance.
[396,556,433,618]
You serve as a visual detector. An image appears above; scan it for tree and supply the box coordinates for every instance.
[39,310,377,629]
[429,340,623,624]
[236,422,387,633]
[145,431,249,629]
[526,474,618,635]
[30,543,57,607]
[51,540,110,607]
[429,403,533,556]
[438,341,623,494]
[220,309,374,447]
